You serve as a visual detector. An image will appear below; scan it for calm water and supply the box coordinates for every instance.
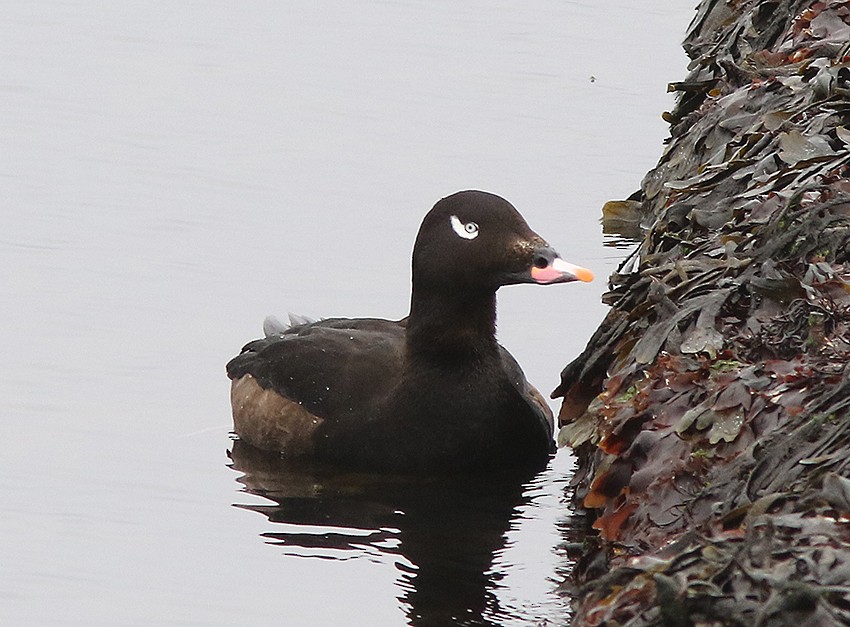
[1,3,691,625]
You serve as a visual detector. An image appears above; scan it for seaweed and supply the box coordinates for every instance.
[561,1,850,623]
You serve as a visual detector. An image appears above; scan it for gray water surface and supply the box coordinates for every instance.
[2,3,692,625]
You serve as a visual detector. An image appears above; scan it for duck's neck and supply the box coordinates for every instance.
[405,286,499,363]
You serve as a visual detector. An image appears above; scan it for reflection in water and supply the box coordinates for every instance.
[601,197,645,251]
[603,233,642,251]
[229,440,569,626]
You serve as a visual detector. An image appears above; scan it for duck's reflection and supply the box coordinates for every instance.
[229,440,548,626]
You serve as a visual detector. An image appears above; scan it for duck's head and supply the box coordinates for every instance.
[412,190,593,292]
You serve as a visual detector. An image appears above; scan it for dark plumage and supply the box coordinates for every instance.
[226,191,592,473]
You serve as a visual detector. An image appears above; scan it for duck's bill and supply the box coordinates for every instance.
[530,257,594,284]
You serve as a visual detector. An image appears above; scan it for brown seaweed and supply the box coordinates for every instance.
[560,1,850,623]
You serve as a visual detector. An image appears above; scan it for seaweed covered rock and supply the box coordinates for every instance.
[558,1,850,623]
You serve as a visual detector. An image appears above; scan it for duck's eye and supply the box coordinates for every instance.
[450,215,479,240]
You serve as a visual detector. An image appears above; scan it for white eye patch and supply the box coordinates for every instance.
[450,215,479,240]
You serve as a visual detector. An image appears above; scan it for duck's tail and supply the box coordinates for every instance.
[262,313,314,337]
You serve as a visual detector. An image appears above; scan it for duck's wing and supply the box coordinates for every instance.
[227,317,407,423]
[498,346,556,439]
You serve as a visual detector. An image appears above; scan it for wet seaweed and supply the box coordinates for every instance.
[560,1,850,623]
